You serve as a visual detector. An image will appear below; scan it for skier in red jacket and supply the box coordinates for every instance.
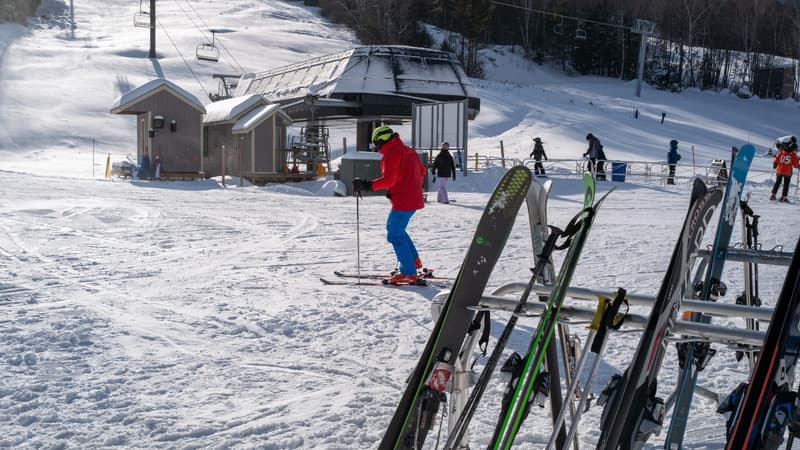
[352,126,426,284]
[771,138,799,202]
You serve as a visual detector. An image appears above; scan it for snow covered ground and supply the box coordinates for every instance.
[1,1,799,449]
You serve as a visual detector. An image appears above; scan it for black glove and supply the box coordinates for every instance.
[352,178,372,194]
[774,162,778,169]
[432,176,436,183]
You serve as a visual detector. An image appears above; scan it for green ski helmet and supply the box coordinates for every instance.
[371,126,394,147]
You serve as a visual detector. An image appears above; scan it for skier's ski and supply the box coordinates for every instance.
[490,174,613,450]
[595,178,723,450]
[333,270,454,281]
[723,234,800,450]
[379,166,533,450]
[665,143,754,449]
[319,277,446,288]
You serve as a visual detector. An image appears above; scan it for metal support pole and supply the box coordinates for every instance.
[148,0,156,58]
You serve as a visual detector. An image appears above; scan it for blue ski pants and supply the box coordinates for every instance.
[386,210,419,275]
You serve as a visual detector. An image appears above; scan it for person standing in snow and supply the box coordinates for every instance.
[667,139,681,185]
[431,142,456,204]
[596,141,607,181]
[352,126,427,284]
[530,137,548,177]
[584,133,601,177]
[771,139,799,202]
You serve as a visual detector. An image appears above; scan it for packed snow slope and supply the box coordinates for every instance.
[1,1,800,449]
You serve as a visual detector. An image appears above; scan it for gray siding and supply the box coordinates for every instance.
[132,90,203,173]
[253,118,275,172]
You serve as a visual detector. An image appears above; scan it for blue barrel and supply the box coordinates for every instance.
[611,162,626,182]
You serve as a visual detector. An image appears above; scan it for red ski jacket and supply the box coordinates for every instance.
[372,136,425,211]
[774,149,799,177]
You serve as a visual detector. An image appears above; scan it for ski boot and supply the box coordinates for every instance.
[384,273,426,286]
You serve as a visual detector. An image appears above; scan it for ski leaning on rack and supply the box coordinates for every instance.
[528,179,576,450]
[595,178,724,450]
[379,166,533,450]
[722,235,800,450]
[491,174,613,450]
[664,143,754,449]
[443,174,595,450]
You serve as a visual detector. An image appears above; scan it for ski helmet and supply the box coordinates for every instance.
[670,139,678,148]
[371,126,394,146]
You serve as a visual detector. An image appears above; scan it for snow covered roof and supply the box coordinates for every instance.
[203,94,269,124]
[111,79,205,114]
[235,45,479,120]
[231,104,291,134]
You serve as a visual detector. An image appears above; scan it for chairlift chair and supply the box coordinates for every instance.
[196,30,220,62]
[575,20,587,40]
[133,0,149,28]
[553,17,565,36]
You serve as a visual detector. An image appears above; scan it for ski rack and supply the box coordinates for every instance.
[475,286,767,347]
[696,247,793,266]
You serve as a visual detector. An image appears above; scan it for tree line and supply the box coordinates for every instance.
[305,0,800,96]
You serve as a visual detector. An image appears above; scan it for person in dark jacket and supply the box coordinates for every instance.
[352,126,427,284]
[584,133,601,177]
[667,139,681,185]
[530,137,548,176]
[596,141,607,181]
[431,142,457,204]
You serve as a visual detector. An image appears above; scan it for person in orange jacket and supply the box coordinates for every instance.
[771,138,799,202]
[352,126,427,284]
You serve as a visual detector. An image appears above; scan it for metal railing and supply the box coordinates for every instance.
[461,152,799,198]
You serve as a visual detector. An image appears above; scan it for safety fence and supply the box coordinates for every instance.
[462,154,800,199]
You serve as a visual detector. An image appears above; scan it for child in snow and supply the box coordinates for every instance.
[771,138,799,202]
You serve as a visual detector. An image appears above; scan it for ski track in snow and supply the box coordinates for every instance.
[1,169,797,449]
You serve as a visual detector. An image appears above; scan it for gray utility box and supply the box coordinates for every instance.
[339,151,428,196]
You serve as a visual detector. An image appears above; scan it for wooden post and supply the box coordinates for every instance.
[500,140,506,168]
[343,137,347,154]
[238,138,243,187]
[221,144,226,187]
[474,152,479,171]
[691,145,696,176]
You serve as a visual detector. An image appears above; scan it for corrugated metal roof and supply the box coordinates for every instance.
[236,46,477,102]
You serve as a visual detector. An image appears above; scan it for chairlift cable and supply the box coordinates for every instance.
[175,0,246,74]
[158,21,210,99]
[491,0,642,31]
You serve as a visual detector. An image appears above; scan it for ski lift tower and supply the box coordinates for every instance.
[632,19,655,97]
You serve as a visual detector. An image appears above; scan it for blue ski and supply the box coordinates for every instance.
[664,144,754,449]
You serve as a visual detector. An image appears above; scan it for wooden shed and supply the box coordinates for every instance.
[111,79,205,179]
[753,66,796,100]
[203,95,293,183]
[203,94,268,178]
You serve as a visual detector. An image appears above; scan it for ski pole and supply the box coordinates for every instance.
[547,288,627,450]
[356,190,361,283]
